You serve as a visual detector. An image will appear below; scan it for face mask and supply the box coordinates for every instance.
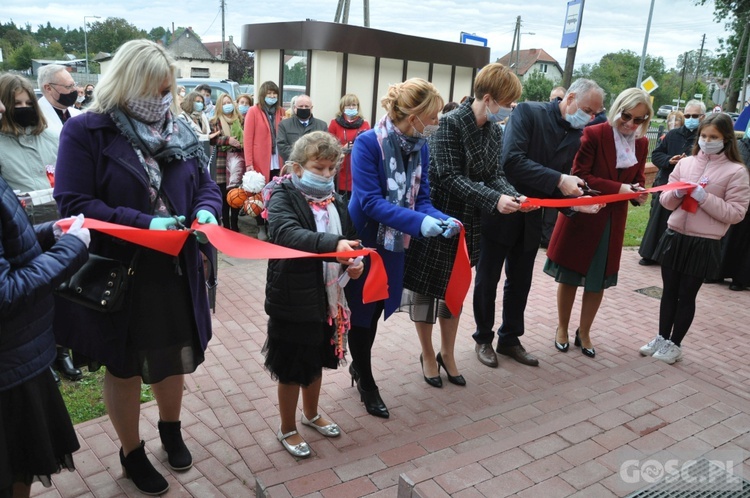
[684,117,700,130]
[299,169,334,192]
[14,107,39,128]
[698,138,725,155]
[238,104,250,115]
[265,96,278,107]
[55,89,79,108]
[193,102,204,112]
[76,95,85,103]
[178,92,186,98]
[414,124,439,138]
[85,90,93,96]
[296,108,311,120]
[222,103,235,114]
[344,108,358,117]
[565,107,591,129]
[486,101,512,123]
[203,96,212,106]
[128,93,172,124]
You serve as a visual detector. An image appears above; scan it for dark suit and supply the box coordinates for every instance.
[473,100,583,347]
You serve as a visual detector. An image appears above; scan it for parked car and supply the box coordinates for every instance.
[238,84,254,96]
[176,78,241,103]
[656,105,677,119]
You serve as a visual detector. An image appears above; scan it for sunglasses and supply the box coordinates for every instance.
[683,114,704,119]
[620,112,649,125]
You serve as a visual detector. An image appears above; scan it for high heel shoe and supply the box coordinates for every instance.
[350,363,389,418]
[120,441,169,495]
[420,353,442,388]
[158,420,192,470]
[436,352,466,386]
[554,328,569,352]
[574,329,596,358]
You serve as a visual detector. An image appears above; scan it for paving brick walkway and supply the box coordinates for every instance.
[31,237,750,497]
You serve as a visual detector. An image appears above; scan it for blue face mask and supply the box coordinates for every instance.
[300,169,334,192]
[565,107,591,129]
[486,103,511,123]
[222,103,235,114]
[265,96,278,107]
[344,108,358,117]
[193,102,204,112]
[238,104,250,115]
[684,117,700,131]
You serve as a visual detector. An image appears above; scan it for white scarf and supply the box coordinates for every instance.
[612,120,638,169]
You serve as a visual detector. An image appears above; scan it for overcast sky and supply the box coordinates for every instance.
[3,0,731,70]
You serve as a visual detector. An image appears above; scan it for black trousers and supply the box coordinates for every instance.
[472,235,538,347]
[348,301,384,391]
[659,265,703,346]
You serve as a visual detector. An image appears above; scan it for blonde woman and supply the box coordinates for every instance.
[53,39,222,495]
[210,93,244,231]
[347,78,450,418]
[328,94,371,195]
[545,88,652,357]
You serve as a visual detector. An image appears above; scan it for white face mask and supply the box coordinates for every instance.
[698,138,724,155]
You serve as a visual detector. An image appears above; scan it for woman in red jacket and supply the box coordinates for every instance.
[544,88,651,357]
[328,94,370,198]
[243,81,285,240]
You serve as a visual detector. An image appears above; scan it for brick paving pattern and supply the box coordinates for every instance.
[31,233,750,497]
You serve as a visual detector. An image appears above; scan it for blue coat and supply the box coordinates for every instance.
[0,176,88,390]
[52,112,222,366]
[347,129,446,325]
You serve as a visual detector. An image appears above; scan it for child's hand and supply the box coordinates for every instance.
[335,239,360,265]
[346,257,365,280]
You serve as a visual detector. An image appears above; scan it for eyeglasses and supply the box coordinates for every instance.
[620,112,649,125]
[50,82,77,92]
[683,114,704,119]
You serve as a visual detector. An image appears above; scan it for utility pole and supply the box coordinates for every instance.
[515,18,522,74]
[678,51,688,111]
[221,0,226,60]
[725,22,748,111]
[694,34,706,83]
[636,0,655,87]
[334,0,369,26]
[509,17,518,70]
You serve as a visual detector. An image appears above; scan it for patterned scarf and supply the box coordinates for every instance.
[111,108,208,210]
[612,116,638,169]
[372,114,425,252]
[290,174,351,364]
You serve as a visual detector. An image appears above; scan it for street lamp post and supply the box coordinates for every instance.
[83,15,100,74]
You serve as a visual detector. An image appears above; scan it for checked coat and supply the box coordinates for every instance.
[403,97,519,299]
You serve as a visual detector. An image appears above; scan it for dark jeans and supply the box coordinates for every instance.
[659,265,703,346]
[472,235,538,347]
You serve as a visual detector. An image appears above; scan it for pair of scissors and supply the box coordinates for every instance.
[581,181,601,196]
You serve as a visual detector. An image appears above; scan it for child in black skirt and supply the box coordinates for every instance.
[263,131,364,458]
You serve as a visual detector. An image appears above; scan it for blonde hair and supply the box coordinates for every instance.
[474,63,522,103]
[210,92,240,126]
[666,110,684,130]
[608,88,654,137]
[381,78,443,124]
[0,73,48,136]
[89,39,177,114]
[287,131,343,171]
[337,93,361,118]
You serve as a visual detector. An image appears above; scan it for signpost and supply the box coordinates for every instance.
[561,0,585,88]
[640,76,658,94]
[460,32,488,47]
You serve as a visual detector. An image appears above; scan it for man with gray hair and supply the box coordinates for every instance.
[472,78,605,369]
[276,94,328,162]
[37,64,81,136]
[638,99,706,265]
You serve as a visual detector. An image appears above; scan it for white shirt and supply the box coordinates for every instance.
[38,96,82,137]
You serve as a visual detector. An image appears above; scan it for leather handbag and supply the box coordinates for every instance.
[56,254,132,312]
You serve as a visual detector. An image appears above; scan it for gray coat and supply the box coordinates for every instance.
[276,116,328,162]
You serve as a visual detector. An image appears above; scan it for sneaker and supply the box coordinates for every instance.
[639,335,667,356]
[652,340,682,364]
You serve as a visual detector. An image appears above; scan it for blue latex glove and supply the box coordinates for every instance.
[442,217,462,238]
[420,215,443,237]
[195,209,218,225]
[690,185,707,203]
[149,216,185,230]
[193,209,217,244]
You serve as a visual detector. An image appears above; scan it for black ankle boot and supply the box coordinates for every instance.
[55,347,82,381]
[50,366,60,384]
[158,420,192,470]
[120,441,169,495]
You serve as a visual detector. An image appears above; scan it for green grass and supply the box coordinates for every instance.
[59,368,155,425]
[624,200,652,247]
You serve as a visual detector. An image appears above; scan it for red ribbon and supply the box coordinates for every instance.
[522,181,695,208]
[56,218,389,304]
[444,225,472,316]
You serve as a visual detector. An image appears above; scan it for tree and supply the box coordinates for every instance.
[149,27,170,44]
[284,60,307,86]
[521,70,554,102]
[86,17,147,53]
[228,49,254,83]
[9,42,38,70]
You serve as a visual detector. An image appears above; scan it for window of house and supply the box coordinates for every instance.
[191,67,210,78]
[539,63,548,73]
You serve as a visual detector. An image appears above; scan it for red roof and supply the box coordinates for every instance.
[497,48,561,76]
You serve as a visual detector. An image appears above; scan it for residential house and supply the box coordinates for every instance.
[497,48,563,83]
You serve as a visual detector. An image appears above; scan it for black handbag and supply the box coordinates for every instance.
[56,254,133,312]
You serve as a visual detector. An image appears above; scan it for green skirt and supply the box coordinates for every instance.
[543,219,617,293]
